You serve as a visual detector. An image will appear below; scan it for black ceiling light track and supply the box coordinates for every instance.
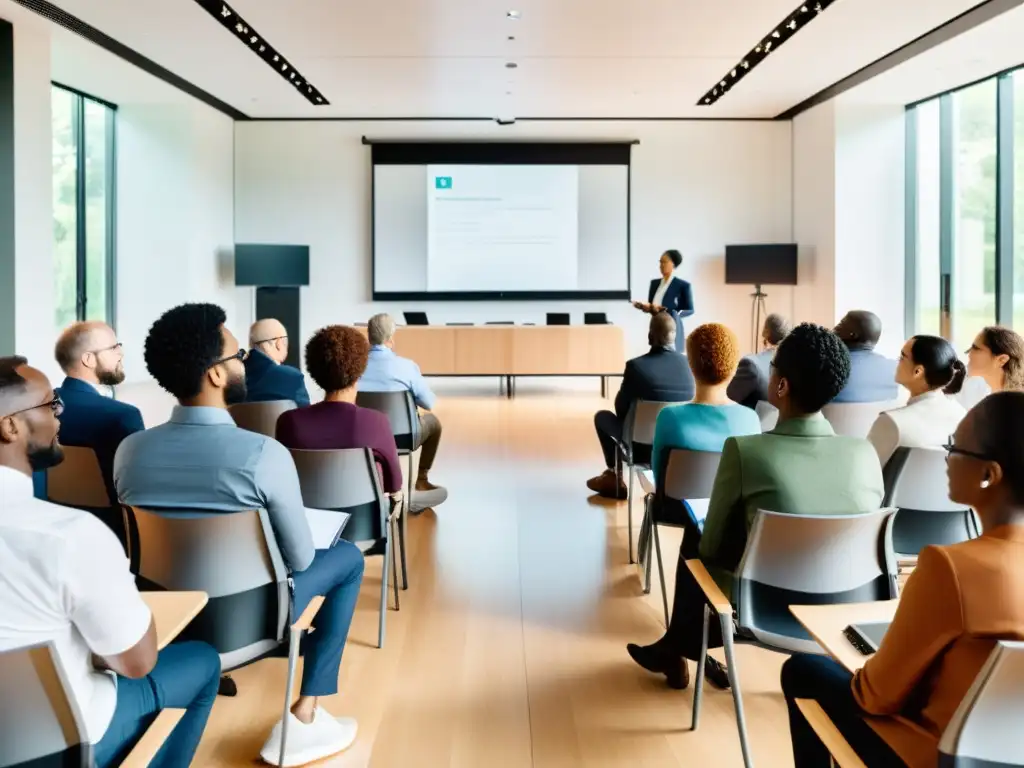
[698,0,840,106]
[192,0,329,106]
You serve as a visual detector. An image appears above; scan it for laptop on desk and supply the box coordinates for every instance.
[404,311,429,326]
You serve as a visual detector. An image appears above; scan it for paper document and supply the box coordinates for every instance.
[304,507,351,550]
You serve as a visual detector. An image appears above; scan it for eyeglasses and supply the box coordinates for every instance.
[943,435,991,463]
[88,342,123,355]
[3,393,64,419]
[254,336,287,346]
[207,349,248,369]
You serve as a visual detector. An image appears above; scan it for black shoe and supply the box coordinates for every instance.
[218,675,238,697]
[626,643,689,690]
[703,657,731,690]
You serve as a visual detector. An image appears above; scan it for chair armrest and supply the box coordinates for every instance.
[119,708,186,768]
[793,700,867,768]
[293,596,324,632]
[685,560,731,615]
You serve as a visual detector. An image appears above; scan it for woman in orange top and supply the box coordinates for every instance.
[781,391,1024,767]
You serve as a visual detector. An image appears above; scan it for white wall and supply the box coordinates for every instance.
[234,121,794,359]
[48,26,237,384]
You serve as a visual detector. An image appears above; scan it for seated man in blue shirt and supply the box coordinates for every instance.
[49,322,144,534]
[114,303,364,766]
[360,313,447,503]
[832,310,899,404]
[243,318,311,407]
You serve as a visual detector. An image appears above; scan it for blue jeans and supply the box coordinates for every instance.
[290,541,365,697]
[94,641,221,768]
[781,654,904,768]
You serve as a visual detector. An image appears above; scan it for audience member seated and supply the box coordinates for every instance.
[626,323,883,690]
[966,325,1024,394]
[277,325,403,497]
[781,392,1024,767]
[867,335,967,467]
[832,310,898,403]
[359,313,447,502]
[651,322,760,484]
[244,318,311,407]
[727,313,790,409]
[0,356,220,768]
[114,304,364,765]
[46,322,144,518]
[587,312,695,499]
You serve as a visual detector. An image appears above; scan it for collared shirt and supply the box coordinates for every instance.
[0,466,152,743]
[652,276,672,308]
[360,346,437,411]
[114,406,315,572]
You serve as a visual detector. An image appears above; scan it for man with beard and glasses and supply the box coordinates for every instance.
[46,322,144,523]
[0,356,222,767]
[114,303,365,766]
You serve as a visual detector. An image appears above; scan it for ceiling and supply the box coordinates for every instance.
[27,0,1024,119]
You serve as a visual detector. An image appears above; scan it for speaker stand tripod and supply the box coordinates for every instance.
[750,285,768,352]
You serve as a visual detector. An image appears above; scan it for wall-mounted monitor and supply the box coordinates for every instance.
[724,244,798,286]
[235,244,310,287]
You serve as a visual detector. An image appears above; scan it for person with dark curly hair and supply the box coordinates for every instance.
[115,304,365,765]
[627,323,884,692]
[277,325,403,496]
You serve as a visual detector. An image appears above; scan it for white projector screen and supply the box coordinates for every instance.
[371,142,632,300]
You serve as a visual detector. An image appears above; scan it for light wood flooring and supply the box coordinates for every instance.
[170,380,794,767]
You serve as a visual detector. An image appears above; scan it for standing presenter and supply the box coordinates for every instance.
[633,249,694,352]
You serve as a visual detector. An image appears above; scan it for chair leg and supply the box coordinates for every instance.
[691,604,710,731]
[378,540,390,649]
[720,612,754,768]
[652,521,669,627]
[279,627,302,767]
[390,520,400,611]
[399,502,409,590]
[627,463,635,564]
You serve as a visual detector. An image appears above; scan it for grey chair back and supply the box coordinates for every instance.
[939,641,1024,767]
[735,508,898,654]
[754,401,779,432]
[821,401,898,439]
[356,390,420,452]
[884,447,979,556]
[661,449,722,502]
[229,400,297,438]
[289,448,388,544]
[622,400,676,458]
[0,642,90,767]
[45,446,108,509]
[124,507,289,670]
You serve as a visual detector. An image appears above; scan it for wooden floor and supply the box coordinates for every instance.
[184,380,793,767]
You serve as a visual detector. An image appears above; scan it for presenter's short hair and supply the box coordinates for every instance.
[305,325,369,393]
[664,249,683,268]
[772,322,851,414]
[686,324,741,386]
[367,313,396,346]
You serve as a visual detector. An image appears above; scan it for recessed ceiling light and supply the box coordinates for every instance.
[508,35,516,41]
[505,62,518,69]
[507,10,521,19]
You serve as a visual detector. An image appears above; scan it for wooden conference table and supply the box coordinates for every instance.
[360,324,626,397]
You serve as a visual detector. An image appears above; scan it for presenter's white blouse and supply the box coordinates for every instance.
[652,276,672,308]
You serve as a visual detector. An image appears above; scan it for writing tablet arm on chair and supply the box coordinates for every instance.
[686,559,731,615]
[793,700,868,768]
[119,709,186,768]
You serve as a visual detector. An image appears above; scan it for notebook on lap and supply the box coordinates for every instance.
[304,507,351,550]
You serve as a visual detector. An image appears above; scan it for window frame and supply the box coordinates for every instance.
[52,82,117,328]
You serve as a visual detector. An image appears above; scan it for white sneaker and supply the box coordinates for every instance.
[410,486,448,512]
[259,708,357,767]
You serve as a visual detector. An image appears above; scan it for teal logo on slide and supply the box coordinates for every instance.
[435,176,453,190]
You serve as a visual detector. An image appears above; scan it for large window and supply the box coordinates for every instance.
[907,69,1020,344]
[51,85,115,329]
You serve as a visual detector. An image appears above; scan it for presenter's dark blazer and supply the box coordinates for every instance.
[243,348,311,407]
[648,276,695,352]
[54,376,145,506]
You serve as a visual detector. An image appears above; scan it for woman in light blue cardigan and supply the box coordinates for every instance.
[651,323,761,487]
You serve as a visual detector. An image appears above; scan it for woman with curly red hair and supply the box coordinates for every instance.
[276,325,403,495]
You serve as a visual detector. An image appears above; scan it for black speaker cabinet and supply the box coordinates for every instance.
[255,287,300,369]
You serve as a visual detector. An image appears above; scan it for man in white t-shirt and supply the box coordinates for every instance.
[0,356,220,767]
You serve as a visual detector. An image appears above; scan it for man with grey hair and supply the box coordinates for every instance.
[360,313,446,505]
[727,313,790,409]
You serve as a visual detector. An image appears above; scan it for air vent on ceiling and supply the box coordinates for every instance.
[191,0,329,106]
[697,0,839,106]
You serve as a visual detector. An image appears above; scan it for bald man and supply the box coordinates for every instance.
[832,310,898,403]
[0,357,221,765]
[244,318,311,407]
[50,322,144,527]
